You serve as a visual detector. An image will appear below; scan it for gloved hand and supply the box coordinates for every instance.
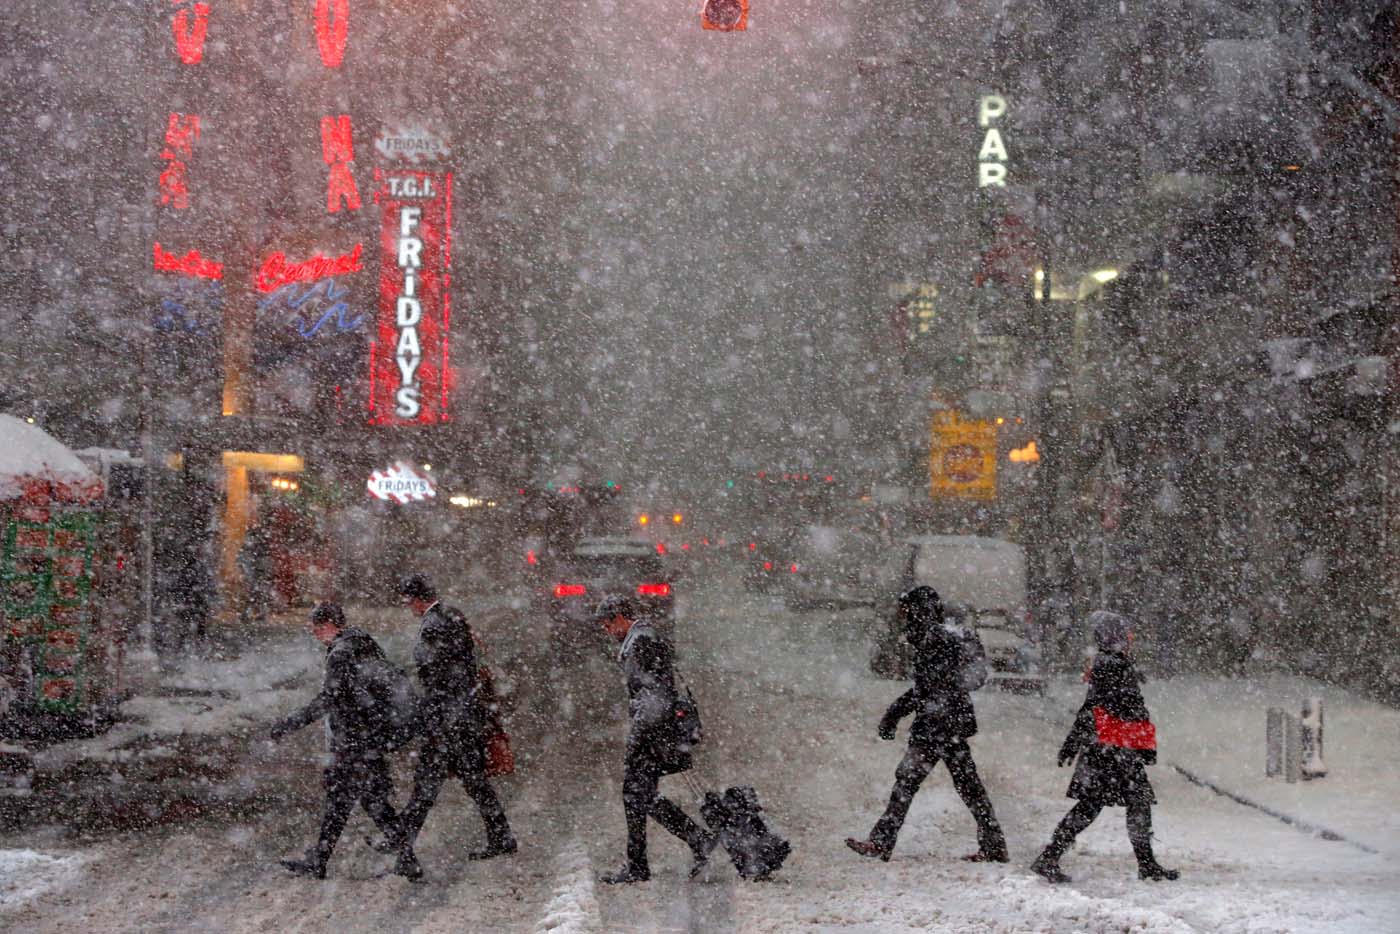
[1056,744,1077,768]
[877,717,898,741]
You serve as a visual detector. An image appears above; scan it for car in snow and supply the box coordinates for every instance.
[783,524,901,611]
[871,535,1042,692]
[542,536,676,648]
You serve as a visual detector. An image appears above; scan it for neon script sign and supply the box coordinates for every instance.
[256,244,363,292]
[153,242,223,280]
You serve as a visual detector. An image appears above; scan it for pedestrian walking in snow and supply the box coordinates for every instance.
[1031,610,1178,884]
[395,574,517,861]
[595,596,716,884]
[846,585,1008,863]
[269,602,423,881]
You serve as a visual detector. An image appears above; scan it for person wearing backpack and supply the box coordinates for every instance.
[396,574,517,861]
[846,586,1008,863]
[269,602,423,881]
[1030,611,1178,884]
[595,595,716,884]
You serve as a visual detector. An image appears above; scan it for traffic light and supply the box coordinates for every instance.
[701,0,748,31]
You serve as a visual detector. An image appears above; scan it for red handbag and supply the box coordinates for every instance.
[486,729,515,776]
[1092,707,1156,751]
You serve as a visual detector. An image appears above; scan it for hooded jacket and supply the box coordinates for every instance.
[881,622,978,749]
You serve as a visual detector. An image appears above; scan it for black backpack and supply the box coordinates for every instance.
[359,654,420,751]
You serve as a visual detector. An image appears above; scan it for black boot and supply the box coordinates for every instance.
[1138,861,1180,881]
[279,854,328,879]
[600,864,650,884]
[1127,805,1177,881]
[468,836,518,861]
[845,837,892,862]
[1030,850,1071,884]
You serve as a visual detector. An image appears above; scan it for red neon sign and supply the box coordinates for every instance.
[370,169,451,425]
[153,242,223,280]
[314,0,349,68]
[159,113,200,209]
[321,115,361,213]
[171,3,210,65]
[255,244,363,292]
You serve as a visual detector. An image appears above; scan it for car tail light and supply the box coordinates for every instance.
[553,583,587,598]
[526,550,537,566]
[638,583,671,597]
[749,542,757,551]
[763,561,773,571]
[789,563,799,573]
[656,543,667,555]
[681,543,691,551]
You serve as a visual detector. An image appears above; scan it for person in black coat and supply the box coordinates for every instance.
[395,574,516,860]
[846,586,1008,862]
[596,596,715,884]
[1031,611,1178,883]
[270,603,422,880]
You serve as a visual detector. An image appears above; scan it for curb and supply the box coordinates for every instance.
[1168,762,1380,855]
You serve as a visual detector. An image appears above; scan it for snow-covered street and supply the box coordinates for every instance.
[3,569,1396,933]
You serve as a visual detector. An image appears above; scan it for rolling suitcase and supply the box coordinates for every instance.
[686,779,791,881]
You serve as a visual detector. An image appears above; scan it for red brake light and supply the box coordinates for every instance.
[681,543,691,551]
[656,543,667,555]
[790,563,799,573]
[638,583,671,597]
[763,561,773,571]
[553,583,587,598]
[526,550,537,565]
[749,542,757,551]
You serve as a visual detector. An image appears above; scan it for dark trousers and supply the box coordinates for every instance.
[870,741,1007,856]
[400,733,514,849]
[623,758,708,873]
[1043,798,1159,866]
[313,754,405,866]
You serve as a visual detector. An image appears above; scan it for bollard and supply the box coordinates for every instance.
[1300,696,1327,779]
[1266,707,1284,777]
[1283,712,1302,784]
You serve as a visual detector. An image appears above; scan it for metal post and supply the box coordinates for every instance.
[1283,712,1302,784]
[1266,706,1284,777]
[1301,696,1328,779]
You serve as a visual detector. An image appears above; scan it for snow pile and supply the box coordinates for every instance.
[0,414,101,501]
[0,849,85,912]
[535,841,600,933]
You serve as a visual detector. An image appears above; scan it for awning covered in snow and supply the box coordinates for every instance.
[0,415,104,504]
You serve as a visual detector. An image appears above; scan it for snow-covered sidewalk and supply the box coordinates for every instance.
[1043,673,1400,859]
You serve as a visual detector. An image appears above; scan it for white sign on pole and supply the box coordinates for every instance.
[367,461,436,504]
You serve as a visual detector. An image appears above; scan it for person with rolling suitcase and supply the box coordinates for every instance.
[594,596,716,884]
[846,585,1008,863]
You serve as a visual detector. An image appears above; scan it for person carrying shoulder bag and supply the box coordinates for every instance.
[594,596,716,884]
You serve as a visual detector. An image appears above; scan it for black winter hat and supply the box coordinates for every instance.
[898,585,944,629]
[593,594,638,623]
[397,573,437,603]
[309,601,346,629]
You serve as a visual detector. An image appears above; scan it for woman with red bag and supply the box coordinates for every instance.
[1031,611,1178,884]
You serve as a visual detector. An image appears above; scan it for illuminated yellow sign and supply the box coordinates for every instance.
[930,411,997,500]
